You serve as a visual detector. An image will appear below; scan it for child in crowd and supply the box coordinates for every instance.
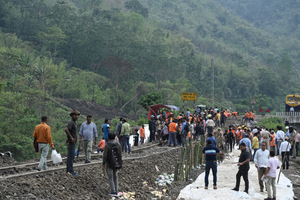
[134,129,139,146]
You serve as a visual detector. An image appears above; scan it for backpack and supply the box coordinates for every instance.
[107,143,122,169]
[185,122,190,132]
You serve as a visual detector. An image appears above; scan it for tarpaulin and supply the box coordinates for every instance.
[148,104,171,120]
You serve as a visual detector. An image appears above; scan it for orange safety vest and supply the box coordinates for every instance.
[237,131,242,140]
[270,134,276,146]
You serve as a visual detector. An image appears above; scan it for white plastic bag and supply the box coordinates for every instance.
[51,150,62,164]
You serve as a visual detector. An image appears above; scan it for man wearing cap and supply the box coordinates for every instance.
[206,115,215,135]
[279,137,291,170]
[33,116,55,171]
[79,115,98,163]
[203,139,222,189]
[102,119,111,144]
[65,110,80,176]
[275,126,285,156]
[149,115,155,143]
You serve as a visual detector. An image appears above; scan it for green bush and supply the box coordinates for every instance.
[257,117,285,131]
[137,117,148,126]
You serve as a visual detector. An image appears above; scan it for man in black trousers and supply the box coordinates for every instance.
[232,142,250,194]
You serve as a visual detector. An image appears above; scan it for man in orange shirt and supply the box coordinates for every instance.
[244,111,249,123]
[232,112,238,119]
[97,138,105,153]
[168,120,177,147]
[33,116,55,171]
[139,125,145,145]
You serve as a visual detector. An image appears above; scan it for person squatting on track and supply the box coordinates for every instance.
[97,138,105,153]
[232,142,250,194]
[33,116,55,171]
[203,139,222,189]
[79,115,98,163]
[65,110,80,176]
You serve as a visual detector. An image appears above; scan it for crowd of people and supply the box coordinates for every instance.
[31,107,300,198]
[203,122,299,200]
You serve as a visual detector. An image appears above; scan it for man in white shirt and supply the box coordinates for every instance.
[275,126,285,156]
[254,141,270,192]
[290,107,294,112]
[279,137,291,170]
[206,115,215,135]
[253,126,258,134]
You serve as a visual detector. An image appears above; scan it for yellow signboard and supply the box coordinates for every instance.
[182,92,197,101]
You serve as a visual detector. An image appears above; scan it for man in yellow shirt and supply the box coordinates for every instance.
[216,111,221,127]
[252,132,259,160]
[33,116,55,171]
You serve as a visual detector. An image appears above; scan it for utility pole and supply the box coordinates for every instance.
[211,59,214,108]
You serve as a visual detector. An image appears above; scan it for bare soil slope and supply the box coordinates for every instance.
[57,98,134,120]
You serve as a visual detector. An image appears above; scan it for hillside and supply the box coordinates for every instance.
[213,0,300,39]
[0,0,298,160]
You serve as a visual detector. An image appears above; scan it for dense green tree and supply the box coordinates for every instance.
[138,91,162,110]
[125,0,149,18]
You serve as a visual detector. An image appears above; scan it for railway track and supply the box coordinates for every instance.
[0,143,163,180]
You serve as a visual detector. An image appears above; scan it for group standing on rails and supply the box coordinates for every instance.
[32,107,300,198]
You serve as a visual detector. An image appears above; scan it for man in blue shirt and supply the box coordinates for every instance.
[239,135,252,151]
[186,109,191,118]
[102,119,111,144]
[206,133,217,147]
[203,139,222,189]
[214,107,218,113]
[181,118,187,147]
[79,115,98,163]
